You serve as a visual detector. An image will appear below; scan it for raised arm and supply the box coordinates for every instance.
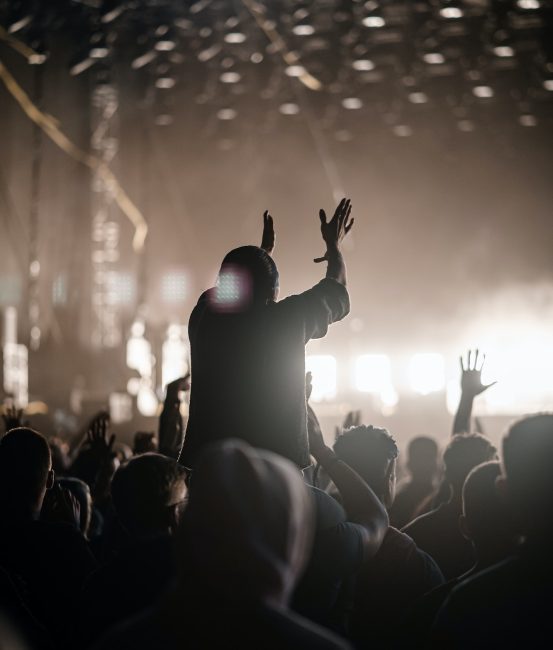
[314,198,354,286]
[261,210,275,255]
[159,375,190,459]
[307,396,388,560]
[452,349,496,435]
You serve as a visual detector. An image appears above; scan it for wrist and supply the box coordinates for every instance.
[315,447,340,468]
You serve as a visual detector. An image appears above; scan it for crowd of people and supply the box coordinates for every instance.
[1,199,551,649]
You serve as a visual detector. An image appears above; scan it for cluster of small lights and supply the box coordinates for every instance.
[5,0,552,137]
[108,273,136,306]
[161,272,188,304]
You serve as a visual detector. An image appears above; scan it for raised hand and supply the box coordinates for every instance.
[305,371,313,401]
[42,482,81,529]
[460,349,496,397]
[166,373,191,400]
[261,210,275,254]
[314,198,354,264]
[86,412,115,459]
[2,405,24,433]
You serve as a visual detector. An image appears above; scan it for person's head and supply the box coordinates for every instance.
[459,461,516,560]
[0,428,54,518]
[443,434,497,497]
[500,413,553,539]
[57,477,92,537]
[176,439,314,607]
[111,453,187,537]
[406,436,439,483]
[333,425,399,508]
[214,246,279,310]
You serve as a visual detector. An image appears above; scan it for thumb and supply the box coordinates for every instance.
[313,255,328,263]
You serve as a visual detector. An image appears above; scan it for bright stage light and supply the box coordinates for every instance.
[409,353,445,395]
[355,354,392,393]
[306,355,337,402]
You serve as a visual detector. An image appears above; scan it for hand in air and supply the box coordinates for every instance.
[261,210,275,255]
[314,198,354,263]
[460,349,496,398]
[86,412,115,460]
[2,405,25,433]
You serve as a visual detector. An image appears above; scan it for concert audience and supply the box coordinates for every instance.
[0,202,551,650]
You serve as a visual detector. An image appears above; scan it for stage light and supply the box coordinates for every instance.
[127,377,141,396]
[423,53,445,65]
[285,65,307,78]
[393,125,413,137]
[137,383,158,417]
[52,275,68,306]
[109,392,132,424]
[161,273,187,304]
[224,32,247,43]
[493,46,515,58]
[70,54,95,76]
[519,114,537,127]
[250,52,263,63]
[162,324,188,389]
[217,108,237,120]
[517,0,540,8]
[108,273,135,305]
[352,59,375,71]
[362,17,385,28]
[440,7,463,19]
[409,353,445,395]
[220,72,241,83]
[306,355,337,402]
[473,85,494,98]
[408,92,429,104]
[543,80,553,91]
[342,97,363,110]
[155,76,176,89]
[355,354,392,393]
[293,25,315,36]
[132,50,157,69]
[457,119,475,132]
[126,321,152,377]
[279,103,300,115]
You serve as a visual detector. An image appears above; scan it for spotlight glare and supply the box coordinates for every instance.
[409,353,445,395]
[306,355,337,402]
[362,16,386,28]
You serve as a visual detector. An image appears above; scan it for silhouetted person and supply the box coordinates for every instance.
[180,199,354,468]
[0,428,96,646]
[96,440,352,650]
[292,384,389,632]
[433,414,553,646]
[389,436,439,529]
[80,453,187,645]
[402,434,497,579]
[330,425,444,648]
[402,460,518,645]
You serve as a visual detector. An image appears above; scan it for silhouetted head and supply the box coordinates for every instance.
[460,461,515,560]
[176,439,313,607]
[406,436,439,483]
[333,425,399,508]
[0,427,54,519]
[214,246,279,310]
[58,477,93,537]
[111,453,187,537]
[500,413,553,539]
[443,434,497,497]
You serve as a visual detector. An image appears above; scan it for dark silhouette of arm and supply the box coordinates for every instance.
[452,350,496,435]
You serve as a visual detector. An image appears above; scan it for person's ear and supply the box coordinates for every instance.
[459,514,471,541]
[46,469,55,490]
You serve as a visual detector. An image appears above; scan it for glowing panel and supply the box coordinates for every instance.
[409,353,445,395]
[306,355,337,402]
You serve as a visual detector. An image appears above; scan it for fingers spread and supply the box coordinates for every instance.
[319,209,327,225]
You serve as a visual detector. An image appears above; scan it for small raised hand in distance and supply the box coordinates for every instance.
[2,404,24,434]
[86,412,116,460]
[42,482,81,530]
[453,349,496,435]
[335,409,362,441]
[261,210,275,255]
